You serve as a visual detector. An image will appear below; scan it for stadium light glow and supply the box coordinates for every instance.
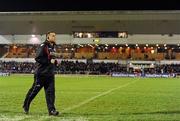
[78,44,83,47]
[88,44,94,48]
[87,33,91,38]
[29,36,40,44]
[78,33,83,38]
[151,50,155,54]
[13,45,17,49]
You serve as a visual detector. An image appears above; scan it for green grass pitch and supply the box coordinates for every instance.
[0,74,180,121]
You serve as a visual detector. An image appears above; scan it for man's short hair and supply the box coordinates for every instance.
[46,31,56,38]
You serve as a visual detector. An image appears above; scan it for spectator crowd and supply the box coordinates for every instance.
[0,61,179,75]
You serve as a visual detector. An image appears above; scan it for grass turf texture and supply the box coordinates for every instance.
[0,74,180,121]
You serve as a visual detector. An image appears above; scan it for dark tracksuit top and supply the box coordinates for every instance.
[35,40,57,76]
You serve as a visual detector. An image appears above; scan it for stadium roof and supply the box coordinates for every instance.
[1,11,180,34]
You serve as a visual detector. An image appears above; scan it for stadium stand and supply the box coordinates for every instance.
[0,33,179,78]
[1,44,180,60]
[0,45,8,57]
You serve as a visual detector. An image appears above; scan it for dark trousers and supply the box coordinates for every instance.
[23,74,56,112]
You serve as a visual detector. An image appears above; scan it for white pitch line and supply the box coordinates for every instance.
[62,80,138,112]
[0,115,30,121]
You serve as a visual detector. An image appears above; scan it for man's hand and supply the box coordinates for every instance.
[51,59,56,64]
[50,52,59,58]
[51,59,58,65]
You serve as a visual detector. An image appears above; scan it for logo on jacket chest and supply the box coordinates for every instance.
[48,48,56,52]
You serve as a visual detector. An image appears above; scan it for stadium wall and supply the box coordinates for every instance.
[1,58,180,64]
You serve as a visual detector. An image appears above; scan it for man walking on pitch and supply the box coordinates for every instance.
[23,31,59,116]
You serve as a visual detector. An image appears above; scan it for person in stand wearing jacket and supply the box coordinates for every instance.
[23,31,59,116]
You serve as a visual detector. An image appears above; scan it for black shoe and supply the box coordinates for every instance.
[23,105,29,114]
[49,110,59,116]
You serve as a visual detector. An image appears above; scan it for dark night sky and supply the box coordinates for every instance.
[0,0,179,12]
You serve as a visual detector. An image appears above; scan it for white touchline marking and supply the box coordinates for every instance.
[40,116,89,121]
[62,80,138,112]
[0,115,30,121]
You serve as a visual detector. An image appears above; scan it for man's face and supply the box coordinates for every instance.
[47,32,56,43]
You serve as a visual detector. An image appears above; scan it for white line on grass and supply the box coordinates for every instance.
[62,80,138,112]
[0,115,30,121]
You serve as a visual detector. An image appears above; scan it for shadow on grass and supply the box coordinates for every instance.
[0,109,66,118]
[0,109,48,116]
[62,110,180,116]
[129,110,180,115]
[0,110,22,114]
